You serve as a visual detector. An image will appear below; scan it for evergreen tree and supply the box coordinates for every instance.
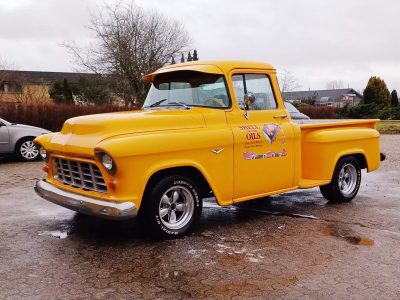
[187,51,193,62]
[49,79,74,104]
[391,89,399,106]
[49,80,64,104]
[180,53,185,63]
[363,76,391,107]
[193,49,199,61]
[171,56,176,65]
[62,79,74,104]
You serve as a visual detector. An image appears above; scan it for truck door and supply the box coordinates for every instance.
[0,121,10,153]
[226,72,295,201]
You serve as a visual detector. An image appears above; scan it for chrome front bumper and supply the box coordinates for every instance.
[34,180,137,220]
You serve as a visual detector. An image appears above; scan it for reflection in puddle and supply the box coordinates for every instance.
[323,225,374,246]
[203,198,319,220]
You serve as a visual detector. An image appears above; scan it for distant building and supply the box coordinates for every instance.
[0,70,94,103]
[282,88,362,107]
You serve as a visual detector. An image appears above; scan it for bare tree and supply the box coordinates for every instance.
[278,70,302,92]
[0,57,16,102]
[64,1,190,106]
[326,80,345,90]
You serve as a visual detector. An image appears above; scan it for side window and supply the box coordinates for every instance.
[232,74,277,110]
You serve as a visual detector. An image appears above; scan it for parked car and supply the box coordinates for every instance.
[0,118,50,161]
[284,101,310,120]
[34,61,383,239]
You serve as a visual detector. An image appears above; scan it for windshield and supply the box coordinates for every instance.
[143,71,230,109]
[284,102,299,113]
[0,118,10,125]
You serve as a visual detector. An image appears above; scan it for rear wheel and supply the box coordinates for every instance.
[320,156,361,203]
[140,175,202,239]
[15,138,39,161]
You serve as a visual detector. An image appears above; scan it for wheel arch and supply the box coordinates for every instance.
[13,135,37,153]
[144,166,213,201]
[334,151,368,172]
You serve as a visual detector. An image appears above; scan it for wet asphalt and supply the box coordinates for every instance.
[0,135,400,299]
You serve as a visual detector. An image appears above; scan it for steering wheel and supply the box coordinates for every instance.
[204,97,224,107]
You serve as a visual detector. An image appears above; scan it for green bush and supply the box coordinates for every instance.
[337,104,400,120]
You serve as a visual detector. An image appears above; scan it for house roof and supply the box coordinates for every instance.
[282,88,362,102]
[0,70,96,84]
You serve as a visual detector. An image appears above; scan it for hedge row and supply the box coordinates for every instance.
[0,102,128,132]
[297,105,336,119]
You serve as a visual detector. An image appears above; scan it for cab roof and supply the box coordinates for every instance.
[143,60,276,82]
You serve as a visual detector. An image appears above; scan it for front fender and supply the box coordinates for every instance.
[95,128,234,208]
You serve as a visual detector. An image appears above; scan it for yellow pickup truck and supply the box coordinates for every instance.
[34,61,384,238]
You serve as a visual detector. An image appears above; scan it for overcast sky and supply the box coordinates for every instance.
[0,0,399,91]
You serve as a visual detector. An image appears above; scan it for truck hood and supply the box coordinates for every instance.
[47,109,206,155]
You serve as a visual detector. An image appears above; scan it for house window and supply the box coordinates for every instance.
[2,82,23,93]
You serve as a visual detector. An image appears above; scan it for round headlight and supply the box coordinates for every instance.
[101,153,113,171]
[39,147,47,160]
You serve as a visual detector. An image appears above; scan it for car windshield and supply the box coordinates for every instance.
[143,71,230,109]
[0,118,10,125]
[284,102,299,113]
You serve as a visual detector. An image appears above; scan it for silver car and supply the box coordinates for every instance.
[284,101,310,120]
[0,118,50,161]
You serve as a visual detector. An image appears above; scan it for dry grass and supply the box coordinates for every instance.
[377,120,400,134]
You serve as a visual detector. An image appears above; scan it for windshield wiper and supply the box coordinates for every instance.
[145,99,190,110]
[168,102,190,109]
[148,98,167,108]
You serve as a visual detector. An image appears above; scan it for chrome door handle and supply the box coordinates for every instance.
[273,114,288,119]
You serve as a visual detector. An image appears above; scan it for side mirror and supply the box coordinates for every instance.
[242,92,255,120]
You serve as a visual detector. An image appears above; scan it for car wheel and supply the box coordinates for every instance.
[320,156,361,203]
[140,175,202,239]
[15,138,40,161]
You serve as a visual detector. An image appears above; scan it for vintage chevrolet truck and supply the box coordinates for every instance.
[34,61,384,238]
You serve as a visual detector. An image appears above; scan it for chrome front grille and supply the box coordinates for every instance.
[53,158,107,193]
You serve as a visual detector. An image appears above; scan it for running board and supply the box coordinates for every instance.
[298,179,331,189]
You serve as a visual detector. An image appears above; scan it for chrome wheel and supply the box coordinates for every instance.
[158,185,195,230]
[338,163,357,196]
[20,141,39,160]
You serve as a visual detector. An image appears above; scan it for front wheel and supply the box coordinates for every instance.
[320,156,361,203]
[140,175,202,239]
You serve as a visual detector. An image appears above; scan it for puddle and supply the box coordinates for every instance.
[203,197,318,220]
[323,225,374,246]
[38,230,68,239]
[237,207,319,220]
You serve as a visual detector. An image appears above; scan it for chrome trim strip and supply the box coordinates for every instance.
[34,180,137,220]
[211,148,224,154]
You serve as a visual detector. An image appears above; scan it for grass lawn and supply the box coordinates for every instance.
[377,120,400,134]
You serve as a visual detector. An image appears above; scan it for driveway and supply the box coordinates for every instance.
[0,135,399,299]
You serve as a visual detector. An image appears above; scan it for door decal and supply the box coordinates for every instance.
[243,149,287,160]
[242,123,287,160]
[262,123,280,144]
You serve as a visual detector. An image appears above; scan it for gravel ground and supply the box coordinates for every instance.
[0,135,399,299]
